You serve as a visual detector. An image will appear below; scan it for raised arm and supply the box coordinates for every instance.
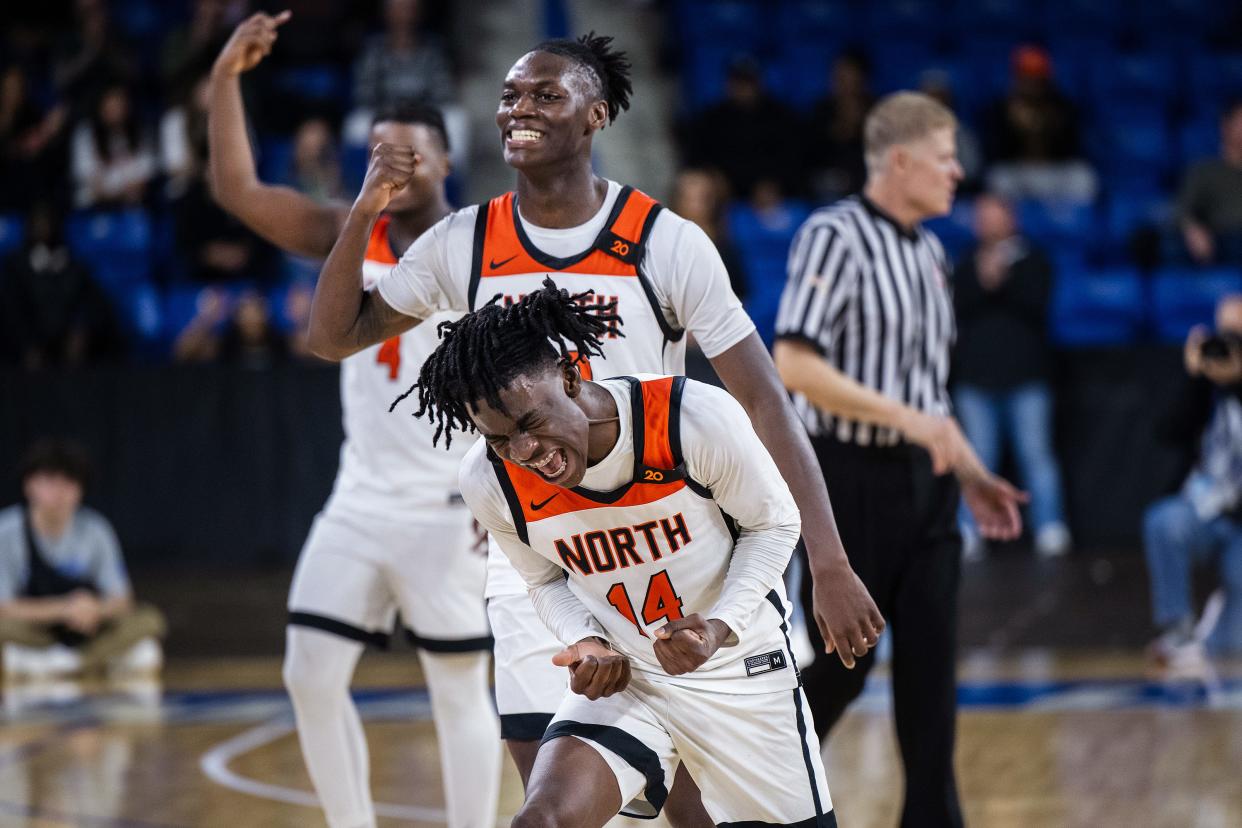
[207,11,347,259]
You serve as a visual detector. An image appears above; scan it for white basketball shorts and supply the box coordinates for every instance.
[487,590,568,740]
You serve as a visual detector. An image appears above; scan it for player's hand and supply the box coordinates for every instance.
[553,638,631,700]
[212,10,292,77]
[808,555,885,669]
[653,615,731,675]
[62,589,102,635]
[897,411,964,476]
[354,143,419,216]
[960,466,1028,541]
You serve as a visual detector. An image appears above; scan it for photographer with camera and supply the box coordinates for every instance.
[1144,295,1242,676]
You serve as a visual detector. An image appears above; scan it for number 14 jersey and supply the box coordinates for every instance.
[460,375,803,695]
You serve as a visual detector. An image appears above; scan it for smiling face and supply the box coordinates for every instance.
[471,362,592,489]
[495,50,607,172]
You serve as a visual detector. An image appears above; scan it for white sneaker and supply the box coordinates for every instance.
[107,637,162,677]
[1035,522,1072,557]
[2,643,83,680]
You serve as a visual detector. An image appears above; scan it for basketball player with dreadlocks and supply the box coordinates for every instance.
[207,13,500,828]
[307,31,880,822]
[417,280,836,827]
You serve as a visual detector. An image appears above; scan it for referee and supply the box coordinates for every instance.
[774,92,1027,828]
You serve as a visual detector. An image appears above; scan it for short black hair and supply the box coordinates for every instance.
[532,31,633,123]
[371,101,451,152]
[394,278,622,447]
[19,438,92,489]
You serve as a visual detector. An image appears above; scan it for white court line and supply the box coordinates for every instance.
[199,718,451,823]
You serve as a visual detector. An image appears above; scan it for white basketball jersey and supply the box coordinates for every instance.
[486,376,797,694]
[326,215,472,518]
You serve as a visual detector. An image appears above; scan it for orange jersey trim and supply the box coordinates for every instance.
[366,215,399,264]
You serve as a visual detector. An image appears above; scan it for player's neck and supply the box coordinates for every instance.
[514,164,607,229]
[386,197,452,251]
[581,381,620,465]
[863,177,924,231]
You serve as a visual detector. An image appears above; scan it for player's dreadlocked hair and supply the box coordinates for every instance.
[533,31,633,123]
[392,278,622,448]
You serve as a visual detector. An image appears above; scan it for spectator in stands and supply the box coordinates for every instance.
[174,287,290,368]
[669,167,748,301]
[680,55,802,199]
[1144,295,1242,671]
[291,117,343,202]
[920,69,983,193]
[52,0,135,118]
[160,75,210,200]
[70,83,156,209]
[804,50,874,201]
[1176,101,1242,266]
[983,45,1096,203]
[0,439,165,681]
[953,194,1070,558]
[352,0,455,112]
[0,63,68,211]
[0,199,124,369]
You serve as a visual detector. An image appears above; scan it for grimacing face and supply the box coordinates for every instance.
[496,50,607,171]
[369,121,449,213]
[470,363,592,489]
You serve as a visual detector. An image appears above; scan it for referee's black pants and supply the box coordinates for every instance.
[799,436,964,828]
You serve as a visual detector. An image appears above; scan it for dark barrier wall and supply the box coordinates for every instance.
[0,349,1196,565]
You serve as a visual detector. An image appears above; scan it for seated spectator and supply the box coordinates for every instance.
[803,51,874,201]
[0,199,125,369]
[0,63,69,211]
[174,287,290,368]
[160,75,211,201]
[291,117,342,202]
[679,56,802,199]
[1145,295,1242,671]
[983,45,1097,203]
[1176,101,1242,266]
[70,83,156,209]
[953,194,1070,558]
[669,167,748,301]
[351,0,455,113]
[0,439,165,681]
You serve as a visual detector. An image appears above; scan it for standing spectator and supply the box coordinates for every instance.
[70,83,156,209]
[680,56,802,199]
[669,167,748,301]
[351,0,455,112]
[1177,101,1242,266]
[804,51,874,201]
[953,194,1071,558]
[291,117,343,202]
[174,288,289,368]
[1144,296,1242,672]
[983,45,1097,203]
[0,199,125,369]
[0,439,165,681]
[773,92,1025,828]
[0,63,69,210]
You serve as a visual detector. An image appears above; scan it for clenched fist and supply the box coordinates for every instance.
[354,143,420,216]
[653,614,731,675]
[212,10,292,77]
[552,637,631,700]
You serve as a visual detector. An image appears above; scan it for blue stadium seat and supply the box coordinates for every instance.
[66,209,154,295]
[1151,268,1242,341]
[1041,0,1123,40]
[274,65,350,106]
[682,44,743,112]
[774,0,854,46]
[957,38,1021,107]
[869,39,939,96]
[1103,194,1171,252]
[1178,119,1219,167]
[672,0,766,49]
[1090,53,1179,104]
[769,43,835,111]
[952,0,1031,38]
[1188,53,1242,115]
[1046,39,1108,106]
[1097,113,1172,188]
[0,213,24,257]
[257,136,296,186]
[728,200,811,346]
[1050,267,1146,346]
[117,280,164,347]
[1017,199,1098,254]
[862,0,942,39]
[162,285,217,344]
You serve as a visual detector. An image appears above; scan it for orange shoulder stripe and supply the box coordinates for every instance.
[365,215,398,264]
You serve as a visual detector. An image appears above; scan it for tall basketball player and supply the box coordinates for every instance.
[208,13,500,828]
[306,32,882,825]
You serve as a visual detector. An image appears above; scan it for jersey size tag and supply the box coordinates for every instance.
[744,650,788,677]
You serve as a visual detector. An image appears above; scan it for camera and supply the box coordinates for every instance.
[1200,332,1242,360]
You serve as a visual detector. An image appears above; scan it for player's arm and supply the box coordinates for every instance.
[207,11,348,259]
[666,218,883,667]
[458,452,627,698]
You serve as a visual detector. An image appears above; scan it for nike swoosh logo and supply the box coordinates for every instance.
[529,493,559,511]
[490,254,518,270]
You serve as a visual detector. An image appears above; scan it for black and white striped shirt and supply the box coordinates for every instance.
[775,195,955,446]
